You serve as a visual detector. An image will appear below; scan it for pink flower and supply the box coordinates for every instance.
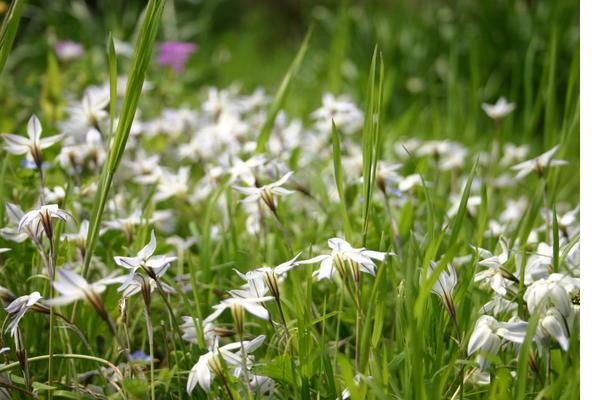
[54,41,84,61]
[156,41,197,73]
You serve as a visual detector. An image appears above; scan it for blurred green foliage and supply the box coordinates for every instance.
[1,0,579,145]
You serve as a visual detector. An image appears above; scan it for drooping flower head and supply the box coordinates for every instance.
[524,273,579,318]
[187,335,266,395]
[5,292,44,338]
[474,239,518,297]
[18,204,71,241]
[468,315,528,370]
[45,269,121,323]
[426,261,458,319]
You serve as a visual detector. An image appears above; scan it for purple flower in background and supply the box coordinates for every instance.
[156,41,197,73]
[54,41,84,61]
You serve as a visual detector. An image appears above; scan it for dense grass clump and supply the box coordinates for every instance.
[0,1,579,399]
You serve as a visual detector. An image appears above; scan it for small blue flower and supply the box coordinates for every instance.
[128,350,152,363]
[20,159,49,170]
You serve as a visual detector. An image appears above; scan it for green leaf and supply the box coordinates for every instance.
[255,27,312,153]
[82,0,165,279]
[414,160,477,322]
[371,297,385,348]
[361,46,385,245]
[53,391,84,399]
[107,32,118,142]
[552,205,560,271]
[41,51,62,120]
[32,381,57,391]
[0,0,24,76]
[398,199,414,239]
[123,378,149,400]
[254,355,295,386]
[514,309,542,398]
[332,120,353,240]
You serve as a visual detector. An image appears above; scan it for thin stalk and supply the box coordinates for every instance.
[47,239,56,400]
[274,296,299,388]
[489,122,502,177]
[37,165,46,205]
[542,178,551,241]
[382,192,401,255]
[275,297,291,340]
[546,348,552,384]
[354,280,362,371]
[14,328,30,392]
[154,279,190,365]
[332,286,345,383]
[144,306,156,400]
[271,208,293,256]
[451,312,465,400]
[220,374,235,400]
[237,331,253,397]
[450,369,476,400]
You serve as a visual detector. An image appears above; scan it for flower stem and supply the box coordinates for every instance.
[271,208,293,256]
[275,297,291,340]
[237,331,253,396]
[37,164,46,205]
[47,238,56,400]
[220,374,235,400]
[382,193,401,255]
[542,178,552,245]
[354,278,363,371]
[144,306,156,400]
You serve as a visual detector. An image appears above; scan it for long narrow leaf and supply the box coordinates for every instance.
[0,0,25,76]
[414,160,477,322]
[361,46,384,245]
[331,120,353,240]
[82,0,165,278]
[255,27,312,153]
[107,32,117,143]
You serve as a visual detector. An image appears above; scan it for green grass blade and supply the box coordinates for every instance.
[361,46,384,245]
[107,32,117,142]
[255,27,312,153]
[82,0,165,278]
[552,205,559,272]
[327,0,349,93]
[514,309,541,398]
[415,160,477,322]
[0,0,25,76]
[331,120,353,240]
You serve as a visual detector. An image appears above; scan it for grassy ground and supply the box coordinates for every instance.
[0,0,579,399]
